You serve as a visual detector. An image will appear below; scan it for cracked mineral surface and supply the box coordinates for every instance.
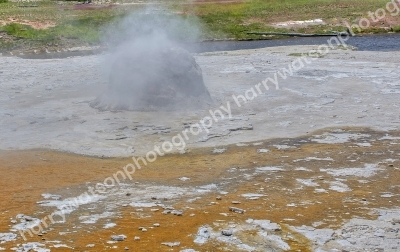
[1,45,400,251]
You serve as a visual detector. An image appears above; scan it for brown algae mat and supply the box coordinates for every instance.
[0,127,399,251]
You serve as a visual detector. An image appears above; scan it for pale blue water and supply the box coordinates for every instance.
[193,33,400,53]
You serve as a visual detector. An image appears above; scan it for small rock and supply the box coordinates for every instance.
[134,236,140,241]
[111,235,127,241]
[229,207,245,214]
[221,230,233,236]
[161,242,180,247]
[150,209,159,212]
[126,193,131,196]
[124,247,129,250]
[172,210,183,216]
[190,214,195,217]
[232,201,241,204]
[10,220,17,224]
[138,227,145,230]
[151,196,157,200]
[141,228,147,232]
[153,223,160,227]
[216,196,222,200]
[162,210,171,215]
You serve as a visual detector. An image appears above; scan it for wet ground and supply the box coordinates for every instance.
[0,127,399,251]
[1,45,400,156]
[1,44,400,251]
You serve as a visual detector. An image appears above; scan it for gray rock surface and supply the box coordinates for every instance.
[0,45,400,157]
[110,234,127,241]
[91,47,212,111]
[290,208,400,252]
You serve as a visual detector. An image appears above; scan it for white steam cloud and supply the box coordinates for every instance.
[91,8,213,111]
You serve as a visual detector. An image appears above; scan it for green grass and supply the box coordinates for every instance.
[393,26,400,32]
[185,0,394,39]
[288,52,324,58]
[0,3,130,50]
[287,53,304,57]
[0,0,400,52]
[1,19,105,44]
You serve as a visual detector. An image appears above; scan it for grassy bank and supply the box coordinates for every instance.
[0,0,399,53]
[189,0,398,39]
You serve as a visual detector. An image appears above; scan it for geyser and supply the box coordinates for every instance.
[91,45,212,111]
[91,10,213,111]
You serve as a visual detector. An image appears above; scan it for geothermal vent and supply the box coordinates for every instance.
[91,46,212,111]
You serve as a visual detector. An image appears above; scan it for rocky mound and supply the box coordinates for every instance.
[91,47,212,111]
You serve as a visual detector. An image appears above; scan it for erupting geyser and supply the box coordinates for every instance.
[90,10,212,111]
[91,45,212,111]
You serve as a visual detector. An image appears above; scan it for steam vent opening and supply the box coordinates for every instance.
[91,46,213,111]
